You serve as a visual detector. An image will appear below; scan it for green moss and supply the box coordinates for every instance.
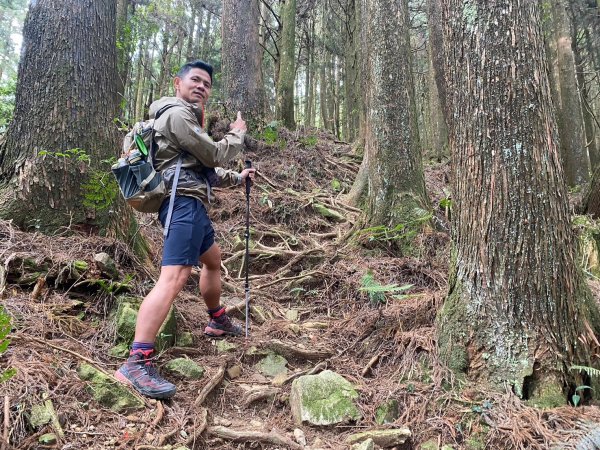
[527,382,566,409]
[77,363,144,412]
[164,358,205,379]
[375,399,399,425]
[437,273,469,374]
[465,434,486,450]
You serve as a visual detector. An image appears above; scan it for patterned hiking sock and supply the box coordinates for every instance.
[131,341,155,353]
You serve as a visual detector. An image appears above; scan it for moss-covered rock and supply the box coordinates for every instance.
[113,296,176,351]
[345,428,412,447]
[29,403,53,428]
[255,353,288,378]
[176,332,194,347]
[290,370,361,426]
[108,342,130,358]
[77,363,144,412]
[375,399,400,425]
[527,380,566,409]
[216,340,237,353]
[94,252,119,279]
[164,358,205,379]
[312,203,345,222]
[38,433,57,445]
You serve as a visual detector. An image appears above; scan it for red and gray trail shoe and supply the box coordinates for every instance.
[204,308,243,337]
[114,349,176,399]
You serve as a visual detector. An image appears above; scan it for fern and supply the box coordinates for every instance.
[359,272,413,306]
[571,365,600,379]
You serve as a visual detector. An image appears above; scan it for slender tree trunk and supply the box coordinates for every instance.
[0,0,122,233]
[552,0,590,186]
[584,165,600,219]
[186,4,197,61]
[222,0,265,124]
[437,0,598,400]
[344,0,359,142]
[364,0,429,229]
[276,0,296,129]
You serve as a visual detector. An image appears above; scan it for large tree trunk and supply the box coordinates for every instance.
[222,0,265,124]
[363,0,429,229]
[584,165,600,219]
[0,0,123,234]
[437,1,598,401]
[276,0,296,130]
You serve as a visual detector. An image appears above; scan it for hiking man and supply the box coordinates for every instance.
[115,60,254,399]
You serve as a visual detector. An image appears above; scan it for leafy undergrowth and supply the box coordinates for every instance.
[1,127,599,449]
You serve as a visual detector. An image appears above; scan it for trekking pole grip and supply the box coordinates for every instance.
[245,160,252,196]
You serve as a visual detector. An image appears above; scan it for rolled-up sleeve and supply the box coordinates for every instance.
[162,108,245,168]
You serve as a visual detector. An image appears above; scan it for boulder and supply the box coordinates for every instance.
[164,358,205,379]
[346,428,412,448]
[77,364,144,412]
[290,370,361,425]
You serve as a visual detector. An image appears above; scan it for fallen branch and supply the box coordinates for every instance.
[361,352,382,377]
[195,363,227,406]
[242,387,280,407]
[185,407,208,446]
[207,426,303,450]
[264,339,333,361]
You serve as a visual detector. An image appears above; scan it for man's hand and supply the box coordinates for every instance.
[230,111,247,132]
[240,167,256,183]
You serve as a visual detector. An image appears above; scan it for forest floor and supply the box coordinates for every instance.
[1,126,600,450]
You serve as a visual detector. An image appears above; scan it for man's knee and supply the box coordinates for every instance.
[158,265,192,291]
[200,243,221,271]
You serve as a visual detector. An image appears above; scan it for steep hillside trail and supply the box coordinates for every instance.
[1,128,599,450]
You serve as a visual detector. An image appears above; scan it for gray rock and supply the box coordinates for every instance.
[94,252,119,279]
[351,438,374,450]
[346,428,412,448]
[290,370,361,426]
[375,399,400,424]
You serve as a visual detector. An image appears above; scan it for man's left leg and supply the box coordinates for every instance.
[201,243,242,337]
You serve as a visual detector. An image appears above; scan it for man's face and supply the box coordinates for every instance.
[174,68,212,105]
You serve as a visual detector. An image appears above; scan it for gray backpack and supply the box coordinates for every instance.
[112,105,183,237]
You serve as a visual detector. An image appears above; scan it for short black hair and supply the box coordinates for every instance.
[177,60,213,82]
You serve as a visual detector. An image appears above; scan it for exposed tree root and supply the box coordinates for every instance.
[195,363,227,406]
[264,339,334,360]
[184,407,208,447]
[241,387,280,407]
[207,426,303,450]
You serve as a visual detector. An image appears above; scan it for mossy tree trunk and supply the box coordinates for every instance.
[276,0,296,130]
[0,0,127,235]
[363,0,429,228]
[437,1,598,401]
[222,0,265,126]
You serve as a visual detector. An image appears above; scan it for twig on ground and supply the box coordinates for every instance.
[256,270,325,290]
[156,429,178,447]
[2,396,9,450]
[195,363,227,406]
[150,401,164,428]
[361,352,382,377]
[207,426,303,450]
[185,407,208,446]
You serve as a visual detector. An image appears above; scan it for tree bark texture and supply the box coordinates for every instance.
[221,0,265,123]
[585,164,600,219]
[364,0,429,228]
[438,1,597,397]
[276,0,296,129]
[551,0,590,186]
[0,0,122,233]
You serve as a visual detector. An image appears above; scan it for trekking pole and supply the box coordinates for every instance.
[244,160,252,338]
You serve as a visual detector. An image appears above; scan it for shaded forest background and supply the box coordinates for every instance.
[1,0,600,449]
